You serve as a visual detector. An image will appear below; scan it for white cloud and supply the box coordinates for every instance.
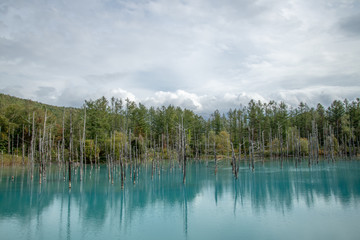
[111,88,136,102]
[144,90,204,111]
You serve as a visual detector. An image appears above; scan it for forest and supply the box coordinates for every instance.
[0,93,359,170]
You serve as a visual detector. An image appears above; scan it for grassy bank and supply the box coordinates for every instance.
[0,153,29,166]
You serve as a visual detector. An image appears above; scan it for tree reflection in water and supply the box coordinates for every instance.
[0,159,359,239]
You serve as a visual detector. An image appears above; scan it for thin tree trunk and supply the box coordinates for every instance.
[82,106,86,172]
[79,129,83,181]
[22,125,25,165]
[30,112,35,179]
[231,142,238,179]
[95,135,98,167]
[42,108,47,162]
[69,111,72,189]
[214,141,217,175]
[8,126,11,155]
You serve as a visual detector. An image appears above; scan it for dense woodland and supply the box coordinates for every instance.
[0,93,359,170]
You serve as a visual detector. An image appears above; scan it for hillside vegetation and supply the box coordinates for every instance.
[0,93,359,165]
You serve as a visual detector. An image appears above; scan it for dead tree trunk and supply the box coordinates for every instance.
[120,142,124,189]
[214,141,217,175]
[182,119,186,183]
[95,135,98,167]
[30,112,35,179]
[22,125,25,165]
[42,109,47,181]
[62,109,65,181]
[231,142,238,179]
[82,106,86,167]
[69,111,73,189]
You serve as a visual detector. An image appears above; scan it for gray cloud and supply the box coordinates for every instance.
[35,86,55,95]
[0,85,24,98]
[339,14,360,36]
[56,87,91,108]
[84,72,129,84]
[0,0,359,114]
[278,74,360,90]
[34,86,56,104]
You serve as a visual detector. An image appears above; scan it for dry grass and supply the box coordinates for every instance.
[0,153,29,166]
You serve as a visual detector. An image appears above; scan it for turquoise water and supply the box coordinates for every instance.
[0,160,360,240]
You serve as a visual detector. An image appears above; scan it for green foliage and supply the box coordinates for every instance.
[300,138,309,155]
[1,93,359,161]
[216,131,231,155]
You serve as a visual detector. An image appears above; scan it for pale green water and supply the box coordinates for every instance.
[0,160,360,240]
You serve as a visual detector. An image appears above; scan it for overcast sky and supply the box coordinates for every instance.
[1,0,359,116]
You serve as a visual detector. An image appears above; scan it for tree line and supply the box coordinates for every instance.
[0,93,359,169]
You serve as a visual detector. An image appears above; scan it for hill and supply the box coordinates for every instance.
[0,93,78,120]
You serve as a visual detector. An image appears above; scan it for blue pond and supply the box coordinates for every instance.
[0,159,360,240]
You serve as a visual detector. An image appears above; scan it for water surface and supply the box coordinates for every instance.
[1,160,359,240]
